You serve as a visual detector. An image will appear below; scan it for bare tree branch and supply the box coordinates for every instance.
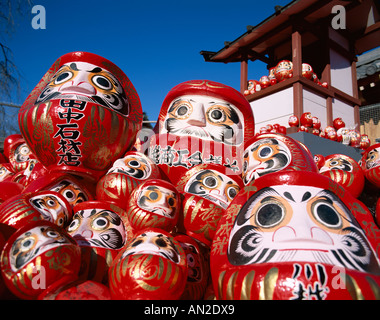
[0,0,33,139]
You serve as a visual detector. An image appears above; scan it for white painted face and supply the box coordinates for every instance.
[162,95,244,145]
[137,185,177,218]
[364,147,380,170]
[107,153,152,180]
[49,180,88,207]
[29,193,70,227]
[337,128,351,145]
[242,138,291,185]
[14,143,31,163]
[184,169,240,209]
[9,225,72,271]
[228,185,380,274]
[122,231,180,264]
[0,165,13,182]
[67,208,126,249]
[319,157,353,173]
[22,158,38,180]
[36,61,129,115]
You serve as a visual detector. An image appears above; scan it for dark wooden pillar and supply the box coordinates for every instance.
[292,29,303,119]
[240,59,248,94]
[321,35,333,126]
[292,30,302,77]
[351,59,361,131]
[326,97,333,126]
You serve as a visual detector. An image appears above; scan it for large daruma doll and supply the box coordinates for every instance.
[148,80,255,180]
[242,133,318,185]
[175,163,244,246]
[0,220,81,300]
[211,171,380,300]
[18,51,143,182]
[360,143,380,189]
[108,228,187,300]
[319,154,365,198]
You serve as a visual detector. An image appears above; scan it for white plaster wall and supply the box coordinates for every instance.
[330,49,353,95]
[250,87,293,133]
[332,98,356,128]
[303,88,327,128]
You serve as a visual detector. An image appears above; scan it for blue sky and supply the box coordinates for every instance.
[5,0,291,123]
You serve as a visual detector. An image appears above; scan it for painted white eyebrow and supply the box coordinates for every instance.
[208,101,232,107]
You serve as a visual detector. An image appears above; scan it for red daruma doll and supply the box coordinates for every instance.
[319,154,365,198]
[96,151,161,210]
[2,134,32,174]
[18,51,143,182]
[275,60,293,82]
[0,220,81,300]
[242,133,318,185]
[67,200,134,284]
[108,228,187,300]
[0,190,72,233]
[174,233,210,300]
[211,171,380,300]
[148,80,255,181]
[175,163,244,246]
[125,179,180,232]
[360,143,380,189]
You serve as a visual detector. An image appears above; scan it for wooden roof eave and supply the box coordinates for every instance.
[200,0,377,64]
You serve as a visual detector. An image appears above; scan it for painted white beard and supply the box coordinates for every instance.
[163,118,242,145]
[228,185,380,274]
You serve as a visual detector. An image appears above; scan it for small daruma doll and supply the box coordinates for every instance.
[0,163,15,182]
[96,151,161,209]
[244,80,261,95]
[302,63,313,80]
[275,60,293,82]
[319,154,365,198]
[108,228,187,300]
[242,133,318,185]
[148,80,255,180]
[175,164,243,246]
[18,51,143,182]
[0,190,72,232]
[288,115,299,127]
[259,76,271,89]
[23,172,94,209]
[211,171,380,300]
[125,179,180,232]
[313,154,325,170]
[360,143,380,189]
[6,134,33,173]
[175,233,210,300]
[0,220,81,300]
[67,200,134,284]
[300,112,313,127]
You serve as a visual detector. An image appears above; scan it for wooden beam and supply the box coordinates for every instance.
[351,60,359,99]
[293,82,303,120]
[354,105,360,131]
[292,29,302,77]
[240,59,248,94]
[291,27,303,118]
[321,26,331,85]
[246,49,271,64]
[326,96,333,127]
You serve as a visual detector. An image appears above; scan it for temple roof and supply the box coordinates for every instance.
[200,0,380,64]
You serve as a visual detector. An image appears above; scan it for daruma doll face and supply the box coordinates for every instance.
[0,221,80,300]
[18,51,143,182]
[210,171,380,300]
